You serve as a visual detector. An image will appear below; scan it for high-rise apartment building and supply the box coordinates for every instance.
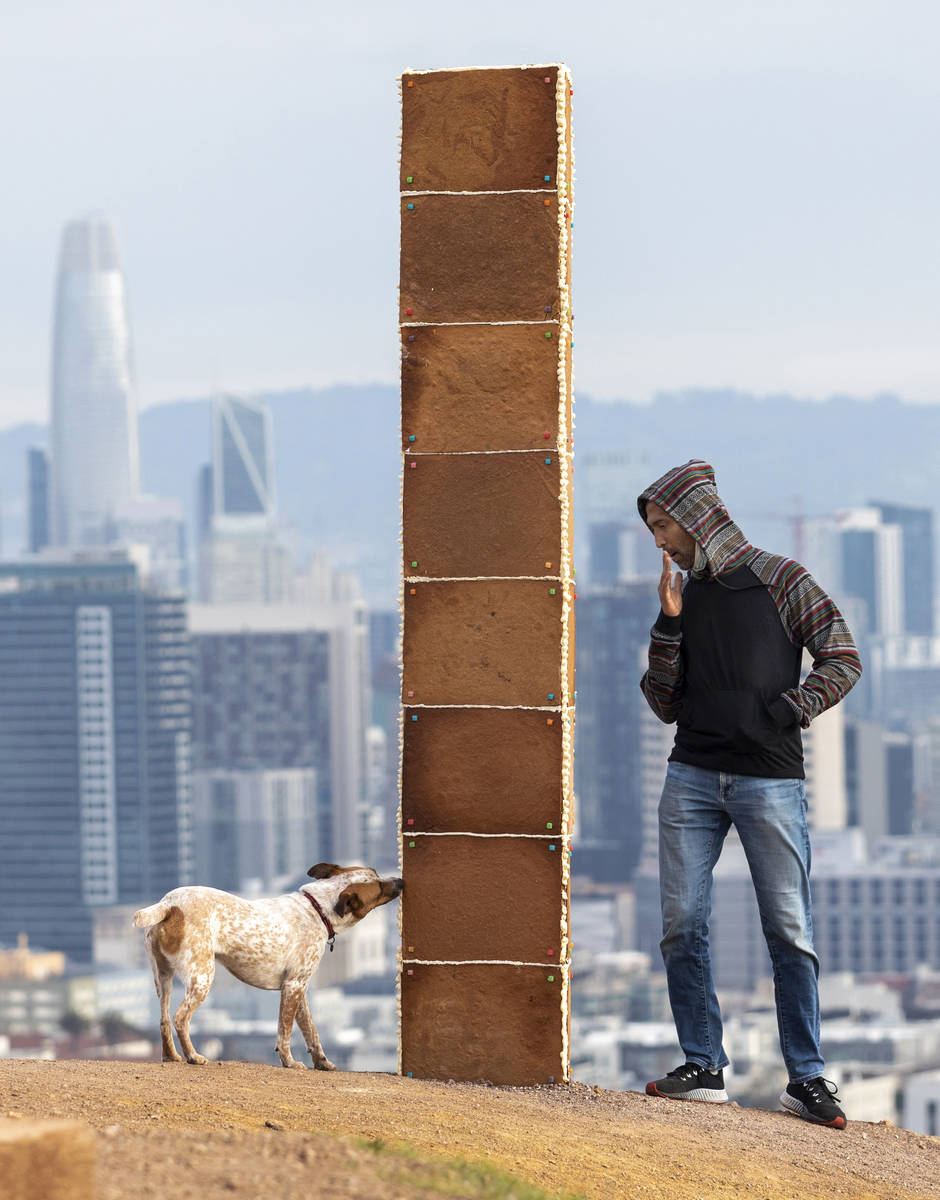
[0,555,193,961]
[50,217,139,549]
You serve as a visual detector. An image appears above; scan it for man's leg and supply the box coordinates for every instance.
[658,761,732,1072]
[729,775,825,1083]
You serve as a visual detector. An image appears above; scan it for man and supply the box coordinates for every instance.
[638,460,861,1129]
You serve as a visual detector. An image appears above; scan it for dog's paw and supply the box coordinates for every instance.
[162,1053,184,1064]
[286,1060,307,1071]
[186,1053,209,1066]
[314,1058,336,1071]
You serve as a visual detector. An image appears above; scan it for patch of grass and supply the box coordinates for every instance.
[355,1136,586,1199]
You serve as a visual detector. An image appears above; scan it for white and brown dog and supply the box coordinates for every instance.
[133,863,403,1069]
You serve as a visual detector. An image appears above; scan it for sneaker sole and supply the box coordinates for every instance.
[779,1091,846,1129]
[646,1082,729,1103]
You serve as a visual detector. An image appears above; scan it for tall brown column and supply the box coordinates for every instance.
[398,64,575,1085]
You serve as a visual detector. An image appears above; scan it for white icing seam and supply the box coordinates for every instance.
[404,449,567,457]
[397,66,406,1079]
[405,574,563,582]
[554,63,574,1085]
[403,189,555,197]
[404,831,563,839]
[403,959,570,969]
[401,64,566,77]
[403,703,575,712]
[402,319,556,327]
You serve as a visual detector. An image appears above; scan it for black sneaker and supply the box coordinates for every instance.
[780,1077,846,1128]
[646,1062,729,1103]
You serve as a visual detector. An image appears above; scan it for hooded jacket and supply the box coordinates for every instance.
[638,460,862,778]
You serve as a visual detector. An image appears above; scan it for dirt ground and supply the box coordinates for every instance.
[1,1058,938,1200]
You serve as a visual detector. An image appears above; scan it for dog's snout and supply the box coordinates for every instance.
[390,877,404,896]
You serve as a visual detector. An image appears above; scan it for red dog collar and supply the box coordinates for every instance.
[302,891,336,951]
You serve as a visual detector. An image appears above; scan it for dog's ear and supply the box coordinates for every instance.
[334,886,365,918]
[308,863,342,879]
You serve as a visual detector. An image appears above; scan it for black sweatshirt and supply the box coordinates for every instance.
[657,564,805,778]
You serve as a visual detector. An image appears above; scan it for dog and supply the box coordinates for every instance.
[133,862,403,1069]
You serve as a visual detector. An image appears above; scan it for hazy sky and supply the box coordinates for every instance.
[2,1,938,428]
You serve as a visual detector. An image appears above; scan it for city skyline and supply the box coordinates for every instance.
[2,2,940,428]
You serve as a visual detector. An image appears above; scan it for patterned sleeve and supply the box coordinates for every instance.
[640,612,685,724]
[770,559,863,728]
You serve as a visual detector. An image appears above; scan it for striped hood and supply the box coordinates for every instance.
[637,460,754,578]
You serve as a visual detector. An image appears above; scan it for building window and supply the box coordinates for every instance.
[870,879,883,906]
[892,879,906,906]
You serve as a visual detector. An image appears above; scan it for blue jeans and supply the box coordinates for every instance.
[658,760,823,1083]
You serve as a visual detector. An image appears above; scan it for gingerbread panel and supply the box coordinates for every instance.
[400,963,564,1085]
[401,835,562,962]
[403,452,562,579]
[401,708,563,834]
[400,193,560,324]
[401,325,560,453]
[402,580,563,707]
[401,67,560,193]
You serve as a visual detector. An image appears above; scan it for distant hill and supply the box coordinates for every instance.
[1,388,937,603]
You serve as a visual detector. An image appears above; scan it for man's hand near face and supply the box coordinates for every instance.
[659,549,683,617]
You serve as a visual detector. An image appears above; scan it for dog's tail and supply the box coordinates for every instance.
[133,900,173,928]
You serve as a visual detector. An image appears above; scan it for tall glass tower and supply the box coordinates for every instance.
[50,216,139,547]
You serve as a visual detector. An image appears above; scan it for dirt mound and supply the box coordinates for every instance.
[1,1059,937,1199]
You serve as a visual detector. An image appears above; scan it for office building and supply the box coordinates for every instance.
[108,495,187,593]
[191,768,318,893]
[26,447,50,553]
[50,217,139,548]
[870,502,934,637]
[575,580,660,882]
[0,555,193,961]
[845,719,916,841]
[836,508,904,638]
[189,597,369,865]
[197,394,294,603]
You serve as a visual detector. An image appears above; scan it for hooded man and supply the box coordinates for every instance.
[638,460,861,1129]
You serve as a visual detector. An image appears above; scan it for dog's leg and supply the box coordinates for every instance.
[173,958,215,1065]
[275,983,309,1069]
[295,994,335,1071]
[146,931,183,1063]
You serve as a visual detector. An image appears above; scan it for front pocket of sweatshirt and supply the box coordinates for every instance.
[679,689,778,754]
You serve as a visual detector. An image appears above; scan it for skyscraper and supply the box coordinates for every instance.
[50,217,139,548]
[26,447,50,553]
[0,555,193,961]
[870,501,935,636]
[198,395,292,602]
[574,579,660,882]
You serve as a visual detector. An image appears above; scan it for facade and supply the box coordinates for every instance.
[190,767,318,893]
[108,495,187,593]
[189,600,369,864]
[27,447,50,554]
[50,217,139,549]
[870,502,934,637]
[0,556,193,961]
[197,394,291,603]
[836,508,904,638]
[574,580,660,882]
